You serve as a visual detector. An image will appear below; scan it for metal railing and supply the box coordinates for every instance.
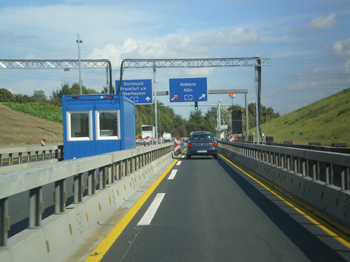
[0,143,172,247]
[219,141,350,191]
[0,145,63,168]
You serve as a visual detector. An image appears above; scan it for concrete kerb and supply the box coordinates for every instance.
[0,151,173,262]
[337,190,350,222]
[4,227,48,262]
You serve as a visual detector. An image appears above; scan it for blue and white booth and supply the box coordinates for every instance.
[62,94,136,160]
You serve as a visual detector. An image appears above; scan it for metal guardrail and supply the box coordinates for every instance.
[219,141,350,191]
[218,141,350,226]
[3,141,348,248]
[0,145,63,167]
[0,143,172,247]
[266,142,350,154]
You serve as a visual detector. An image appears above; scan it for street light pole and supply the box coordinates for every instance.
[76,34,83,95]
[153,67,158,144]
[229,93,235,108]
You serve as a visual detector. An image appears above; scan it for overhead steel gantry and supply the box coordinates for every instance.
[0,59,113,92]
[117,57,270,143]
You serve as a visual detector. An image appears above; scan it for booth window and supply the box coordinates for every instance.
[96,110,120,140]
[67,111,92,141]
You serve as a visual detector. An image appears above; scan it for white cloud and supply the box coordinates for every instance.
[308,12,338,30]
[271,49,319,59]
[87,28,259,68]
[325,38,350,56]
[87,35,209,69]
[210,28,259,47]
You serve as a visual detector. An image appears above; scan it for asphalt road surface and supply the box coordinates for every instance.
[87,152,350,262]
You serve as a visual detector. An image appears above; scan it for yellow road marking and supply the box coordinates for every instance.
[220,154,350,249]
[85,153,183,262]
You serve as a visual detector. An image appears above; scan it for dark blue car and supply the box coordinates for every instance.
[186,131,218,159]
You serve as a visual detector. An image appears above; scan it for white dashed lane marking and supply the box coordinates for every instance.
[168,169,177,180]
[137,193,166,226]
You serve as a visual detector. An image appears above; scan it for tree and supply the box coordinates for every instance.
[50,82,95,106]
[14,94,34,103]
[204,107,218,134]
[203,106,232,136]
[69,83,90,95]
[87,88,99,94]
[186,109,204,134]
[173,125,187,138]
[135,104,155,136]
[50,83,71,106]
[0,88,14,102]
[189,109,203,123]
[221,109,231,132]
[247,103,280,128]
[101,86,115,94]
[33,90,47,101]
[173,114,185,128]
[228,104,243,111]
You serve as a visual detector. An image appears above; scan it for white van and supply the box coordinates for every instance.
[163,133,172,142]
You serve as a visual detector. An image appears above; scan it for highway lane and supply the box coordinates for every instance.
[88,152,350,262]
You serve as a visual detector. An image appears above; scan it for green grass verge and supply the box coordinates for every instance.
[251,88,350,146]
[5,102,62,123]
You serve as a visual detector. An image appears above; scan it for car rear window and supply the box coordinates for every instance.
[190,134,214,141]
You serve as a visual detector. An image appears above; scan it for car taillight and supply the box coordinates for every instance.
[211,142,217,147]
[188,142,193,147]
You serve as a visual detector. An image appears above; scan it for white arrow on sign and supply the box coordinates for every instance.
[145,96,151,101]
[199,94,206,100]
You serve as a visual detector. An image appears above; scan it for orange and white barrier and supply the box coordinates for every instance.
[174,137,181,153]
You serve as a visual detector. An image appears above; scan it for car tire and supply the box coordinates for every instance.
[213,154,218,159]
[187,154,191,159]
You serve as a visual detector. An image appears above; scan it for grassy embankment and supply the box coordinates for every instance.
[251,88,350,146]
[0,102,63,146]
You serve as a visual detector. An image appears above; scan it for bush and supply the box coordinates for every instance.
[0,88,15,102]
[5,102,62,123]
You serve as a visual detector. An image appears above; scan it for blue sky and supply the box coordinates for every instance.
[0,0,349,119]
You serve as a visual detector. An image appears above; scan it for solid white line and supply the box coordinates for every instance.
[137,193,165,226]
[168,169,177,180]
[176,161,182,165]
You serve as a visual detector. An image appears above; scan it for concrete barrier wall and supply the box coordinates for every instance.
[219,146,350,226]
[0,152,173,262]
[0,159,58,173]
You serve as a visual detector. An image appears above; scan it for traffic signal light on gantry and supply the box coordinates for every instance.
[195,101,198,110]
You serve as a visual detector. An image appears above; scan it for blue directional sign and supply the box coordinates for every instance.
[169,77,208,103]
[115,79,152,104]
